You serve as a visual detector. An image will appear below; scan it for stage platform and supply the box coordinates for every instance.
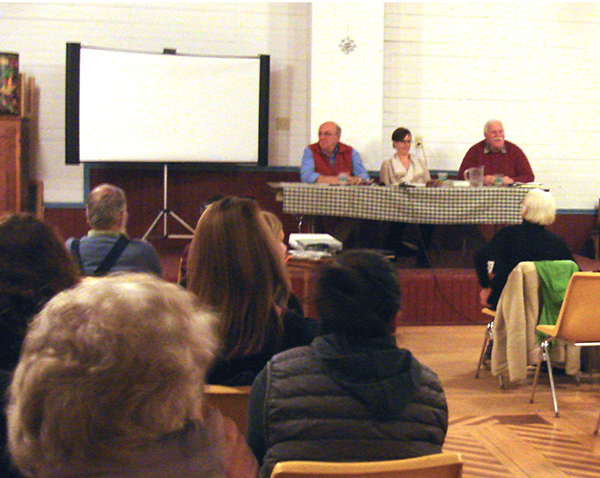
[157,241,600,327]
[287,251,600,327]
[287,250,489,326]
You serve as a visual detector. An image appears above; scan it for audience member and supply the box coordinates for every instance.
[380,127,435,267]
[247,250,448,478]
[300,121,369,185]
[6,273,258,478]
[178,195,224,287]
[187,197,317,385]
[0,212,80,478]
[458,119,535,185]
[475,188,575,310]
[66,183,162,276]
[260,210,305,317]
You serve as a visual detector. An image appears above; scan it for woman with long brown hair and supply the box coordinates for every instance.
[187,197,316,385]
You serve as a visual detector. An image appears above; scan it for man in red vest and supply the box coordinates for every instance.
[300,121,370,184]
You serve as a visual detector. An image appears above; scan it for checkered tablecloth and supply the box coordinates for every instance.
[281,182,531,224]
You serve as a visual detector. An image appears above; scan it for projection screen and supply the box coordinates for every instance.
[65,44,269,165]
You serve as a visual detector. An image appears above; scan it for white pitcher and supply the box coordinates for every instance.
[465,166,484,187]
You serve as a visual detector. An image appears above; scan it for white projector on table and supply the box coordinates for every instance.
[289,234,343,253]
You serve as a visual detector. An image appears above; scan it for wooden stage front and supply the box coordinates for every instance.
[156,240,600,327]
[285,251,600,327]
[286,250,490,326]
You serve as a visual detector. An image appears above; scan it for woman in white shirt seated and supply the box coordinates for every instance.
[380,127,431,186]
[380,127,434,267]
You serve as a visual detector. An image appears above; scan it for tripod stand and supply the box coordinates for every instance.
[142,164,195,240]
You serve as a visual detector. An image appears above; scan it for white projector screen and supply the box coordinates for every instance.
[66,44,269,165]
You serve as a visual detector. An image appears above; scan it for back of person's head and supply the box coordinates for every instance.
[316,250,401,338]
[198,195,224,218]
[260,210,288,264]
[0,213,80,368]
[521,188,556,226]
[86,183,127,230]
[7,273,218,475]
[187,196,290,359]
[261,210,284,241]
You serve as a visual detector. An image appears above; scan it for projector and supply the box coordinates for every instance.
[289,234,343,253]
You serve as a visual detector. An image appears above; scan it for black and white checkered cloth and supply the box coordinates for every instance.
[281,183,531,224]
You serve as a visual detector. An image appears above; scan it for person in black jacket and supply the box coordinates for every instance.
[475,188,575,310]
[247,250,448,478]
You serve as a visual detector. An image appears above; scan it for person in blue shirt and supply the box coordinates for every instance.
[300,121,369,184]
[66,184,162,277]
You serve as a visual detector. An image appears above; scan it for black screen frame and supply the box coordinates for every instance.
[65,43,269,167]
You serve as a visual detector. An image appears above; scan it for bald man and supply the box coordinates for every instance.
[300,121,370,184]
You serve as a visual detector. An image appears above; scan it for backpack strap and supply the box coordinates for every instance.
[93,234,130,276]
[70,238,84,274]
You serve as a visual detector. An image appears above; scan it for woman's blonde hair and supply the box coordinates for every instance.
[7,273,218,475]
[261,210,284,241]
[521,188,556,226]
[187,197,290,360]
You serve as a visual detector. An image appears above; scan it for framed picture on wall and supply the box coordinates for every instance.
[0,52,19,115]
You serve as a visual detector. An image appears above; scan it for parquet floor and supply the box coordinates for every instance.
[396,325,600,477]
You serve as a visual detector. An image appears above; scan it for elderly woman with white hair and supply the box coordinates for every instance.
[6,273,258,478]
[475,188,576,310]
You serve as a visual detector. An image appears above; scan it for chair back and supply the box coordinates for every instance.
[269,452,463,478]
[553,272,600,343]
[204,384,251,433]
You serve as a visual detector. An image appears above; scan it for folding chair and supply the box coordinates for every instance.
[269,452,463,478]
[530,272,600,420]
[475,307,495,379]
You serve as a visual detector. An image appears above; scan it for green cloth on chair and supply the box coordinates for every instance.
[534,260,579,340]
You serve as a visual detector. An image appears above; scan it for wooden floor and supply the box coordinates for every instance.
[397,325,600,477]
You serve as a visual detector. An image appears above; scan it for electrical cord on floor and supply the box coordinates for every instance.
[415,226,482,325]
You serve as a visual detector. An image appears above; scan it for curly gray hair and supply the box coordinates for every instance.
[7,273,219,475]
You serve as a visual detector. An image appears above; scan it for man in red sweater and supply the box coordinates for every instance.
[458,119,535,185]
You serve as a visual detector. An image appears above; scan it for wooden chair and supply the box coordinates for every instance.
[530,272,600,420]
[204,384,251,433]
[269,452,463,478]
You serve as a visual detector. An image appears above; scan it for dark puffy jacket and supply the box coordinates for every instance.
[247,334,448,478]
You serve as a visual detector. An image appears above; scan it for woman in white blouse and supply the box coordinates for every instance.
[380,127,431,186]
[380,127,434,267]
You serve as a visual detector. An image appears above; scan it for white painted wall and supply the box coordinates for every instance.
[0,2,311,203]
[2,2,600,211]
[384,3,600,211]
[310,3,384,169]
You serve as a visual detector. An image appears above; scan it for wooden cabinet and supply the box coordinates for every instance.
[0,116,29,214]
[0,74,35,216]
